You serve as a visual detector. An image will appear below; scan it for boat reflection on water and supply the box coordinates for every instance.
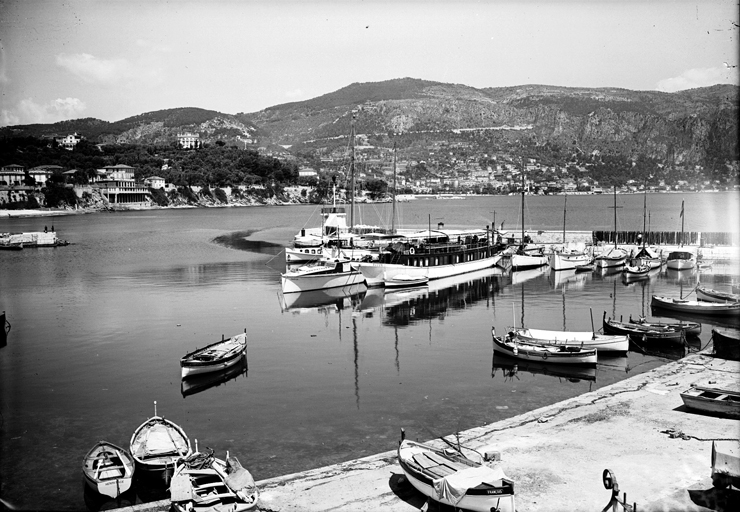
[509,265,549,287]
[548,268,588,291]
[180,355,248,398]
[278,283,367,313]
[628,339,687,361]
[356,267,505,326]
[491,352,597,385]
[664,267,697,283]
[83,482,136,512]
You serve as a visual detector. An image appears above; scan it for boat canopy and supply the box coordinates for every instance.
[433,464,509,506]
[634,246,660,259]
[667,251,694,260]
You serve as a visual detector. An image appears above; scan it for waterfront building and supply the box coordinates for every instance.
[0,164,25,185]
[28,165,64,186]
[94,164,151,205]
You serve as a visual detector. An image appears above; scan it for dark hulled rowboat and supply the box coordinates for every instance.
[181,330,248,378]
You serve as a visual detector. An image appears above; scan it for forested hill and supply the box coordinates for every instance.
[1,79,738,167]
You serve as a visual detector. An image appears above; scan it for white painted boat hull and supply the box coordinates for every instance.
[511,253,548,271]
[281,270,365,293]
[359,254,501,287]
[666,259,695,270]
[549,251,591,271]
[511,328,629,353]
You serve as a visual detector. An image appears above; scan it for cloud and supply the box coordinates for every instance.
[285,89,304,99]
[656,66,740,92]
[0,98,87,126]
[56,53,132,84]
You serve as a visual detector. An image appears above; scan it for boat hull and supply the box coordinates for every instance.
[651,295,740,316]
[281,269,365,293]
[285,246,324,263]
[397,439,515,512]
[384,274,429,288]
[82,441,135,498]
[680,386,740,418]
[130,416,192,474]
[697,286,740,303]
[549,251,590,271]
[181,333,248,378]
[603,318,684,344]
[511,253,548,271]
[492,329,598,365]
[509,327,628,353]
[712,328,740,361]
[359,254,501,287]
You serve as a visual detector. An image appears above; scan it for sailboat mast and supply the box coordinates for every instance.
[613,185,617,248]
[521,159,525,244]
[562,194,567,245]
[680,199,685,246]
[392,142,397,234]
[349,112,356,231]
[642,186,647,248]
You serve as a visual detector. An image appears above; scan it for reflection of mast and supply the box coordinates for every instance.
[394,326,400,374]
[349,112,356,230]
[520,283,525,328]
[562,287,566,331]
[612,280,617,319]
[352,316,359,409]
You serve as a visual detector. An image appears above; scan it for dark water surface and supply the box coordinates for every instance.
[1,193,738,510]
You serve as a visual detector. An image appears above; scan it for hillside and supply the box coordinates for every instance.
[1,79,737,167]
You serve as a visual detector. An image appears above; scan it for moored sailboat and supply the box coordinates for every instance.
[511,165,547,271]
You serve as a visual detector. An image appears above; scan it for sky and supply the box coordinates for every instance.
[0,0,738,127]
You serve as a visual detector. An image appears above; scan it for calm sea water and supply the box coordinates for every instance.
[1,192,738,510]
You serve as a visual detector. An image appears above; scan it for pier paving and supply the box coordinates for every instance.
[124,352,739,512]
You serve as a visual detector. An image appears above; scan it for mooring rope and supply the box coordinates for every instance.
[659,428,738,442]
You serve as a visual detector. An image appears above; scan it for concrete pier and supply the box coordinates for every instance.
[122,351,739,512]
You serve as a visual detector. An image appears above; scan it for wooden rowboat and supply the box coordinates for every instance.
[507,326,628,353]
[491,328,598,365]
[651,295,740,316]
[384,273,429,288]
[397,433,515,512]
[680,385,740,418]
[82,441,135,498]
[130,402,192,475]
[628,315,701,336]
[712,327,740,361]
[171,449,259,512]
[181,330,248,379]
[602,314,684,344]
[696,284,740,303]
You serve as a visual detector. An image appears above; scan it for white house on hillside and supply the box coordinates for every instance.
[144,176,166,189]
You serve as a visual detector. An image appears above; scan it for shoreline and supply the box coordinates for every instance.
[120,351,739,512]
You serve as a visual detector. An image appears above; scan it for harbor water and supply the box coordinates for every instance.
[1,192,739,510]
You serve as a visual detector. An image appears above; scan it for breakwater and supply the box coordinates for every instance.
[592,230,738,247]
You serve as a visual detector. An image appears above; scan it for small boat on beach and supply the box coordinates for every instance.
[397,433,515,512]
[82,441,135,498]
[170,448,259,512]
[696,283,740,303]
[181,330,248,379]
[712,327,740,361]
[384,273,428,288]
[130,402,192,475]
[680,385,740,418]
[603,314,684,344]
[281,259,364,293]
[491,328,598,365]
[507,326,628,353]
[651,295,740,316]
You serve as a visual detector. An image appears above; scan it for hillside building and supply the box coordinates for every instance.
[178,132,200,149]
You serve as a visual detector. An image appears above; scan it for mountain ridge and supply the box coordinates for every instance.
[1,78,737,166]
